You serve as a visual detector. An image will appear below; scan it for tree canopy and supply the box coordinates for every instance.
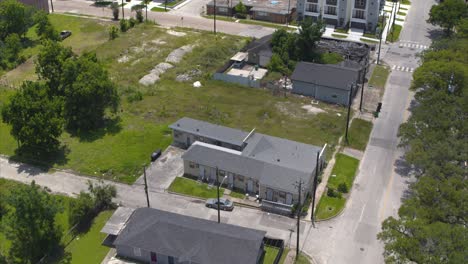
[378,16,468,263]
[1,81,64,153]
[428,0,468,34]
[2,181,63,263]
[0,0,33,40]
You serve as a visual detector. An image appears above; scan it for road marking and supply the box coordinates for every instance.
[392,65,396,70]
[358,204,367,223]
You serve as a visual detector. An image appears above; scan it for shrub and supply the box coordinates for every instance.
[108,25,119,40]
[327,187,342,198]
[120,19,129,32]
[338,182,349,193]
[129,17,136,28]
[69,192,94,227]
[88,180,117,211]
[127,90,143,102]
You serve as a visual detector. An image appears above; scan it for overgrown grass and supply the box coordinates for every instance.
[387,24,402,42]
[0,16,347,183]
[320,52,344,64]
[168,177,224,199]
[369,65,390,89]
[327,154,359,191]
[229,190,246,199]
[347,119,373,151]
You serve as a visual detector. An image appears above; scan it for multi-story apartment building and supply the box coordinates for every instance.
[297,0,383,32]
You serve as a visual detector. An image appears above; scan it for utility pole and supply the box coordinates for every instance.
[50,0,54,13]
[216,167,221,223]
[286,0,291,26]
[165,0,167,11]
[294,179,304,260]
[213,0,217,35]
[121,0,125,19]
[311,151,320,226]
[359,64,367,112]
[143,165,150,208]
[345,85,353,144]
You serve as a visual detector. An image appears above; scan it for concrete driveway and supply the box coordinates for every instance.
[134,146,184,192]
[171,0,212,17]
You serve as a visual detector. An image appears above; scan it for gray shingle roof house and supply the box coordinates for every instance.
[102,207,266,264]
[291,61,362,105]
[171,118,326,215]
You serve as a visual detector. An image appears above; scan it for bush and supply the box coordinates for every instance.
[129,17,136,28]
[108,25,119,40]
[69,192,94,227]
[338,182,349,193]
[327,187,342,198]
[88,180,117,211]
[120,19,129,32]
[127,90,143,102]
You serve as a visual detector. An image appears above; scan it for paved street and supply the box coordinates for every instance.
[0,0,439,263]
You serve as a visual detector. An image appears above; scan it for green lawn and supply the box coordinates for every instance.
[168,177,224,199]
[360,38,379,44]
[229,189,246,199]
[401,0,411,4]
[315,196,346,220]
[315,154,359,220]
[327,154,360,191]
[334,28,348,34]
[369,65,390,90]
[63,210,113,264]
[263,246,280,264]
[295,253,312,264]
[203,15,293,30]
[151,7,169,12]
[397,11,407,16]
[347,119,373,151]
[387,24,402,42]
[331,33,347,39]
[279,248,290,264]
[0,15,347,183]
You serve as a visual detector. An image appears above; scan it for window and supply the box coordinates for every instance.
[353,9,366,19]
[218,7,228,13]
[331,95,338,98]
[326,0,337,5]
[237,175,244,182]
[307,0,318,3]
[257,11,268,17]
[355,0,366,9]
[325,6,337,15]
[173,131,181,138]
[279,192,286,199]
[133,247,141,257]
[168,256,175,264]
[306,4,318,13]
[189,161,197,168]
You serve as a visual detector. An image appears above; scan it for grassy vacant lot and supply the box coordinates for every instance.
[369,65,390,90]
[347,118,373,151]
[327,154,360,190]
[0,14,346,183]
[0,179,111,263]
[387,24,402,42]
[316,154,359,220]
[168,177,224,199]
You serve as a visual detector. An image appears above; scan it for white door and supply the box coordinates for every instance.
[199,166,205,180]
[228,173,234,187]
[247,180,253,192]
[266,188,273,200]
[286,193,293,205]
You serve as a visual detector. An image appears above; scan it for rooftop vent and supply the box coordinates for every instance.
[277,159,280,162]
[196,128,199,132]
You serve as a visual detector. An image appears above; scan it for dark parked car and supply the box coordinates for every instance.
[150,149,162,162]
[205,198,234,211]
[60,30,72,40]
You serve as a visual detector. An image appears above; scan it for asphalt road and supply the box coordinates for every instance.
[0,0,439,263]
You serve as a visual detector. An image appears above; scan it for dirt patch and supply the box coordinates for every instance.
[117,55,131,63]
[175,69,202,82]
[301,104,326,114]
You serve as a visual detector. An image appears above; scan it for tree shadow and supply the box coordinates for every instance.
[394,156,413,178]
[9,145,70,173]
[425,28,446,42]
[67,116,122,143]
[21,37,40,50]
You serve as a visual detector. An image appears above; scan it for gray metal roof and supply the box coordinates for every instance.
[114,207,266,264]
[182,134,321,194]
[101,207,135,235]
[291,61,360,90]
[169,117,248,147]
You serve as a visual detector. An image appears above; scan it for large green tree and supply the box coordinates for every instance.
[428,0,468,34]
[33,11,59,41]
[1,81,64,152]
[378,29,468,263]
[2,181,63,263]
[296,18,325,62]
[0,0,30,40]
[62,52,119,131]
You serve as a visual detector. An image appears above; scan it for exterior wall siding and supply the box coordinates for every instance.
[292,81,353,105]
[116,245,190,264]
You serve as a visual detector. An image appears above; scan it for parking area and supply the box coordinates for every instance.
[134,146,185,192]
